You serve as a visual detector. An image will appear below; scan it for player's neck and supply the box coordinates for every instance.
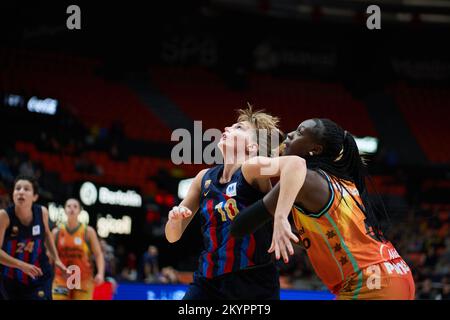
[221,163,241,184]
[67,219,79,230]
[15,206,33,225]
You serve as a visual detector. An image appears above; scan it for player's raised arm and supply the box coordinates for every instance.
[242,155,307,218]
[165,169,207,243]
[236,156,331,262]
[232,156,306,239]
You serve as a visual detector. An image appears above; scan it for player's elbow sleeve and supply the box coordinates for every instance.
[230,199,273,239]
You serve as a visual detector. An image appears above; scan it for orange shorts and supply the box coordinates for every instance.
[336,258,415,300]
[52,276,94,300]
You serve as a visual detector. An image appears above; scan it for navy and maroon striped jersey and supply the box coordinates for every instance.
[198,165,273,278]
[1,204,52,284]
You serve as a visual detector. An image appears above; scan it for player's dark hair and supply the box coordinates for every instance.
[13,174,39,195]
[306,118,390,241]
[65,198,84,211]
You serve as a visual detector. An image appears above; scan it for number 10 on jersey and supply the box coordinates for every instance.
[215,198,239,222]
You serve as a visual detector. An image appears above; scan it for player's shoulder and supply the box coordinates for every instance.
[85,225,99,241]
[0,209,8,218]
[197,168,209,178]
[194,168,210,183]
[86,225,96,234]
[0,209,10,226]
[31,204,48,215]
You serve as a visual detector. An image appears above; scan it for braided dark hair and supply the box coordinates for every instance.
[306,118,389,241]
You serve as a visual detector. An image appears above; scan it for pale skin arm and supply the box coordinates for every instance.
[248,170,330,263]
[0,210,43,279]
[50,227,59,264]
[52,227,58,239]
[242,156,307,221]
[242,156,308,262]
[165,169,207,243]
[42,207,67,273]
[87,226,105,285]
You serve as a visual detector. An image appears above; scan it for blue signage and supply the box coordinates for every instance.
[113,283,335,300]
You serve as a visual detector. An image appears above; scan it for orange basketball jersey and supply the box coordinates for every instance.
[292,170,409,295]
[55,223,93,281]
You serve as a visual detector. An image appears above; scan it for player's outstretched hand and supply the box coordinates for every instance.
[268,216,299,263]
[168,206,192,221]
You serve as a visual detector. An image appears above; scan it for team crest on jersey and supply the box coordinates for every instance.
[204,179,211,189]
[341,185,359,197]
[11,226,19,237]
[74,237,82,246]
[32,225,41,236]
[226,182,237,197]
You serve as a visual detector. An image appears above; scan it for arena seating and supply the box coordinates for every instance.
[150,66,378,137]
[15,141,203,196]
[391,83,450,163]
[1,49,171,143]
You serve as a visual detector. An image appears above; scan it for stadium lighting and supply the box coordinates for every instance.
[178,178,194,199]
[97,215,132,238]
[354,136,379,154]
[27,96,58,115]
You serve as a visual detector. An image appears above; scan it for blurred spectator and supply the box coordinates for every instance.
[158,266,179,284]
[101,239,117,278]
[19,159,36,176]
[75,154,102,175]
[121,253,138,282]
[115,244,127,274]
[436,278,450,300]
[424,247,439,268]
[0,157,14,184]
[416,278,437,300]
[109,143,122,161]
[435,245,450,276]
[0,193,10,209]
[143,245,160,283]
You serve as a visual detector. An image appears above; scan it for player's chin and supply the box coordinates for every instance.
[15,198,29,206]
[280,144,290,156]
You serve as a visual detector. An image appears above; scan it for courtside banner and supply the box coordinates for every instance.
[112,283,335,300]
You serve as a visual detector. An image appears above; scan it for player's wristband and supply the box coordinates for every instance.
[230,199,273,239]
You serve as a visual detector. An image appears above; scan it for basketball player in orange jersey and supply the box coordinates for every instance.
[231,118,415,300]
[52,198,105,300]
